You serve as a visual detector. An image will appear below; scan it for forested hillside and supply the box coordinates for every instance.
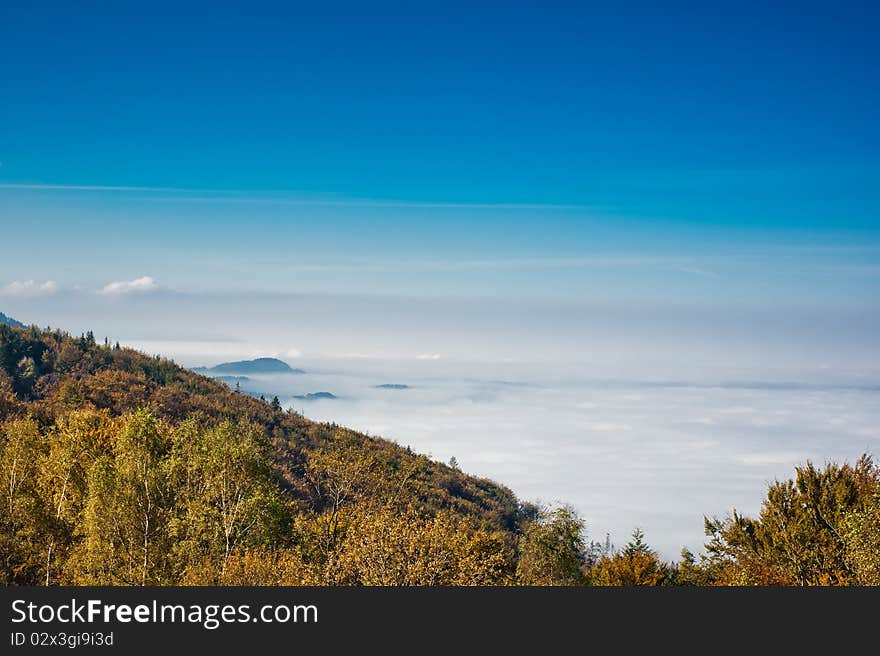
[1,323,878,585]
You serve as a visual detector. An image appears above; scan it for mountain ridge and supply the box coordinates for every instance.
[293,391,337,400]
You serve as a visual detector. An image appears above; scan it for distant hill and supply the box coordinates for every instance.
[294,391,337,400]
[0,311,25,329]
[376,383,412,390]
[198,357,305,375]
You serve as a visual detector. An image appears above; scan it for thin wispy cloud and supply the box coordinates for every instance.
[266,255,719,276]
[0,183,186,192]
[0,182,588,210]
[418,256,716,275]
[161,196,588,210]
[100,276,159,296]
[416,353,442,360]
[0,279,59,297]
[206,250,876,282]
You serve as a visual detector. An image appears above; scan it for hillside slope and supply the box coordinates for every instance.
[0,324,523,585]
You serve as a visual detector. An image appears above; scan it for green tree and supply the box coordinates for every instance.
[0,418,50,584]
[39,411,116,584]
[591,528,669,586]
[168,419,286,576]
[516,505,586,585]
[841,485,880,585]
[668,548,710,586]
[73,411,171,584]
[702,455,879,585]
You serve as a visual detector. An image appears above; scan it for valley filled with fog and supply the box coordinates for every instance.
[7,290,879,559]
[198,362,880,558]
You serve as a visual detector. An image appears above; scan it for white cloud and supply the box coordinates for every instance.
[416,353,441,360]
[1,279,59,297]
[100,276,159,296]
[286,348,302,358]
[289,368,880,559]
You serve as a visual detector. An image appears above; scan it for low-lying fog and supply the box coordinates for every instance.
[8,290,880,559]
[201,362,880,559]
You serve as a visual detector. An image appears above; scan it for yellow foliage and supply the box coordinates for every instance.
[325,505,515,585]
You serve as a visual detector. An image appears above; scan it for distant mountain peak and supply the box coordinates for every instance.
[293,391,337,400]
[197,357,305,375]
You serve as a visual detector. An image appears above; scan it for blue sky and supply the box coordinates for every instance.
[1,1,878,303]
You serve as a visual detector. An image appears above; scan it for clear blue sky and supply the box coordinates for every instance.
[1,1,878,303]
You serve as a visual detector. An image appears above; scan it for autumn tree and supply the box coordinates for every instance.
[0,418,50,584]
[184,548,315,586]
[39,410,117,584]
[72,410,172,584]
[702,455,879,585]
[0,372,20,417]
[841,484,880,585]
[302,432,379,557]
[590,528,669,586]
[168,419,287,577]
[516,505,587,585]
[668,548,712,586]
[326,505,515,585]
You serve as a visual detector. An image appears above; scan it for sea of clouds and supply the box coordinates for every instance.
[5,289,879,558]
[210,362,880,559]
